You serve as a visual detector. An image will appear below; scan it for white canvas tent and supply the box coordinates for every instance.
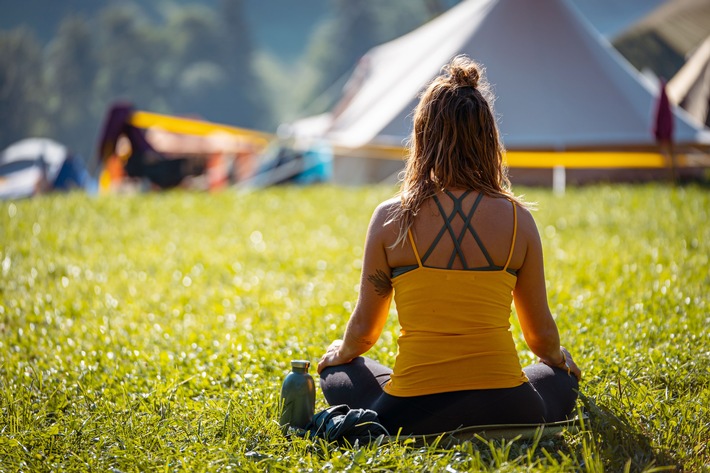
[615,0,710,56]
[668,36,710,128]
[292,0,710,184]
[627,0,710,130]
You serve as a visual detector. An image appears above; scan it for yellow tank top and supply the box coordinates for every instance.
[384,193,528,397]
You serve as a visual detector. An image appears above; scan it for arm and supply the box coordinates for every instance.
[317,203,394,374]
[513,209,581,379]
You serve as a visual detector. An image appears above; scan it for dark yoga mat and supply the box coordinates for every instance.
[390,414,588,447]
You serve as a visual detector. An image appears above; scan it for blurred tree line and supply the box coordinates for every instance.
[0,0,456,169]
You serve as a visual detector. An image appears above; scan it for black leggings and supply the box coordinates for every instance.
[320,357,579,435]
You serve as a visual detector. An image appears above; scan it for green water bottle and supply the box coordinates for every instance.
[279,360,315,430]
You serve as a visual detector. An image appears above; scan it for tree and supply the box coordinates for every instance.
[298,0,379,111]
[0,27,50,150]
[216,0,266,128]
[93,4,170,113]
[158,0,265,128]
[45,14,98,161]
[164,5,230,122]
[295,0,435,116]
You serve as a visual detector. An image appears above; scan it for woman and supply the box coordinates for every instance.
[318,55,581,435]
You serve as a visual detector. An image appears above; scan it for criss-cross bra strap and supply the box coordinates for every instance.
[420,191,469,266]
[454,191,496,268]
[420,191,496,270]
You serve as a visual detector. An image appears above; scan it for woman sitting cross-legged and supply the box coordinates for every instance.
[317,55,581,436]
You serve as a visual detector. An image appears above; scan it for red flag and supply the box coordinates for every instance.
[653,78,674,143]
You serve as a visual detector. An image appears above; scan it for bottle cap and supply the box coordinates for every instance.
[291,360,310,370]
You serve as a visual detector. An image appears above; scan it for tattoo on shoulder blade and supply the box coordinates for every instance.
[367,269,392,297]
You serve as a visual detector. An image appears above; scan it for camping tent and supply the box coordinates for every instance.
[0,138,92,200]
[614,0,710,56]
[292,0,710,184]
[96,102,333,192]
[614,0,710,129]
[668,36,710,129]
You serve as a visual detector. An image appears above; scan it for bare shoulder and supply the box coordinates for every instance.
[363,198,400,251]
[376,196,401,212]
[515,203,537,227]
[483,195,533,219]
[482,195,539,239]
[371,197,401,225]
[514,204,541,243]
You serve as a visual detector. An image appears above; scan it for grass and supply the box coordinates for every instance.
[0,184,708,472]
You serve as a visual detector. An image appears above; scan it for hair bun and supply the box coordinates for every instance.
[446,55,481,88]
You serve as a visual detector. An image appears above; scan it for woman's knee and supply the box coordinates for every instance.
[524,363,579,421]
[319,357,390,409]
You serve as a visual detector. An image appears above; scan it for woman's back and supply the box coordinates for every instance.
[381,189,529,397]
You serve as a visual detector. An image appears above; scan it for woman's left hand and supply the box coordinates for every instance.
[317,339,352,374]
[540,346,582,381]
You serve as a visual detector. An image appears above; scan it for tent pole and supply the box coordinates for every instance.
[553,165,566,195]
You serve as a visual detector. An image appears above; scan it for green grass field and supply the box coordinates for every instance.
[1,184,708,472]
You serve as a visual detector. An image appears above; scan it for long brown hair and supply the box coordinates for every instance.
[389,55,525,247]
